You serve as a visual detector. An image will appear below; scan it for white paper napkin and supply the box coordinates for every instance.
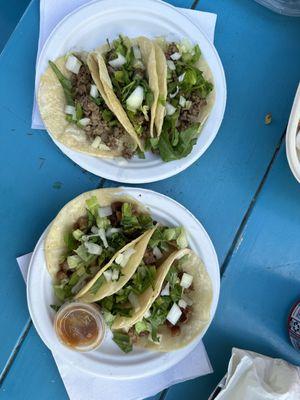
[18,251,213,400]
[209,348,300,400]
[31,0,217,129]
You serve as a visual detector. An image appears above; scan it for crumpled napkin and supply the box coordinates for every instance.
[209,348,300,400]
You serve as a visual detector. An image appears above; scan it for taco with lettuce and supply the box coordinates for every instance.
[150,39,215,161]
[92,225,189,334]
[45,188,156,304]
[93,35,159,151]
[38,52,141,158]
[111,248,213,353]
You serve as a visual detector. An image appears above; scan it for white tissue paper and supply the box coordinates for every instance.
[210,348,300,400]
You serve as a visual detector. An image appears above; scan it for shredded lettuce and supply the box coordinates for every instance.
[157,122,202,162]
[89,275,106,294]
[86,196,99,216]
[96,216,111,229]
[49,60,74,106]
[102,310,115,327]
[72,229,84,241]
[135,320,150,335]
[131,265,156,294]
[64,232,78,253]
[146,296,172,341]
[67,255,82,269]
[112,331,132,353]
[176,228,188,249]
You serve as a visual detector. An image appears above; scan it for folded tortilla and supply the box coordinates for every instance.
[94,36,160,146]
[75,226,156,302]
[134,248,213,352]
[38,53,138,157]
[44,188,149,282]
[154,39,215,138]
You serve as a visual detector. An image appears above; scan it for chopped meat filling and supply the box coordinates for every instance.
[165,43,179,60]
[143,247,156,265]
[178,94,207,131]
[71,63,134,158]
[73,215,88,231]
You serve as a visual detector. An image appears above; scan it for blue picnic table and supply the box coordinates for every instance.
[0,0,300,399]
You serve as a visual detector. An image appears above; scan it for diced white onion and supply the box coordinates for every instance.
[166,303,182,325]
[128,292,140,309]
[179,96,186,107]
[106,227,121,238]
[98,206,112,218]
[91,136,101,149]
[111,269,119,281]
[103,269,113,282]
[161,282,170,296]
[165,102,176,116]
[65,105,75,115]
[126,85,144,111]
[167,60,176,71]
[99,143,111,151]
[98,228,108,248]
[65,55,82,74]
[170,52,181,61]
[178,72,186,82]
[84,242,102,255]
[108,53,126,68]
[182,293,193,306]
[153,246,163,259]
[115,248,136,268]
[169,86,179,99]
[296,132,300,150]
[185,100,192,110]
[79,118,90,127]
[91,226,99,234]
[178,299,187,309]
[143,309,151,318]
[133,45,142,59]
[180,273,193,289]
[90,84,99,98]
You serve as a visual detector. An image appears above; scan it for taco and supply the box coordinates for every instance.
[45,188,156,303]
[151,39,215,161]
[38,52,140,159]
[112,248,213,352]
[93,35,159,151]
[96,225,189,334]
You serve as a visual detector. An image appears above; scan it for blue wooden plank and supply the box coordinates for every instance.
[165,145,300,399]
[0,0,99,377]
[0,0,30,51]
[0,325,161,400]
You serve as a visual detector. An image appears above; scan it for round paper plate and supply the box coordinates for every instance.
[36,0,226,183]
[27,187,220,379]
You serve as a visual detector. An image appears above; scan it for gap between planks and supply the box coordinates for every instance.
[0,320,32,386]
[220,128,287,277]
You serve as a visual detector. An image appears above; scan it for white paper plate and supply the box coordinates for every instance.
[286,82,300,183]
[27,187,220,379]
[36,0,226,183]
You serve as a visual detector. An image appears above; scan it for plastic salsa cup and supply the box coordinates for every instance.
[54,302,106,352]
